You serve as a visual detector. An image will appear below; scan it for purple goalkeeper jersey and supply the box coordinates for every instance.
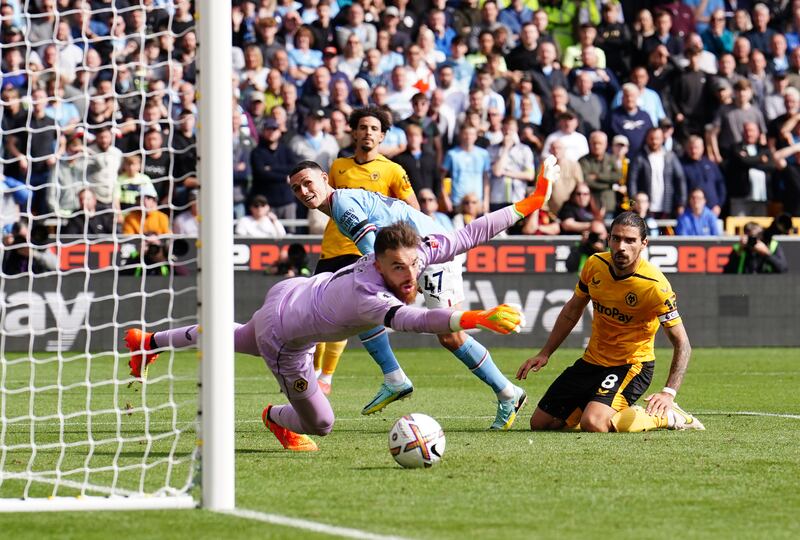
[253,206,517,348]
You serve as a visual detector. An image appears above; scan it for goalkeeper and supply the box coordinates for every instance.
[286,158,557,430]
[124,161,557,451]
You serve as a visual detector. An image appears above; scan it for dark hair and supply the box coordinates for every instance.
[611,211,648,240]
[288,160,324,178]
[349,105,391,133]
[374,221,420,255]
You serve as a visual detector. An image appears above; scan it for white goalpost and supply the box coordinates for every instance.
[0,0,234,511]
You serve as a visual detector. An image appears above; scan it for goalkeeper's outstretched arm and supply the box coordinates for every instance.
[420,156,560,267]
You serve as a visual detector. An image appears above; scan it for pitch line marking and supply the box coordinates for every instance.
[217,507,412,540]
[696,410,800,420]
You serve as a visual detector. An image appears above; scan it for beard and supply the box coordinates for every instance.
[388,281,418,305]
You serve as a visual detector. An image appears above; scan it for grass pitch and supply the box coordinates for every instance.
[1,346,798,539]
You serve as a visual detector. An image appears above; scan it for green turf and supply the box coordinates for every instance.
[1,347,799,539]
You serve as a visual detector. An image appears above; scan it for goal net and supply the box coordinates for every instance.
[0,0,227,511]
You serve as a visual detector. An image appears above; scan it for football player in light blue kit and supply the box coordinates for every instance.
[290,159,558,429]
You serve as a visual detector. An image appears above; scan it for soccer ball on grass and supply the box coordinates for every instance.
[388,413,445,469]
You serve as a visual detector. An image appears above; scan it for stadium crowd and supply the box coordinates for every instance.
[2,0,800,274]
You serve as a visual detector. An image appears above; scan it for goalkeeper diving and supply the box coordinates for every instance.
[124,157,560,451]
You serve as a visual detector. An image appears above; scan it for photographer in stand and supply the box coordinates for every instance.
[723,215,791,274]
[565,219,609,273]
[2,220,58,275]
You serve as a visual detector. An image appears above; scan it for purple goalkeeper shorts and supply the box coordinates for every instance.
[252,280,318,401]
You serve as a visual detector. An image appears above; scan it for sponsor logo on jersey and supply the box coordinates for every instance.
[590,277,601,287]
[340,209,361,231]
[378,291,395,302]
[592,300,633,323]
[625,292,638,306]
[658,310,680,323]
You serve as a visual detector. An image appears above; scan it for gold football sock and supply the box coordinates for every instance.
[322,340,347,376]
[611,406,670,432]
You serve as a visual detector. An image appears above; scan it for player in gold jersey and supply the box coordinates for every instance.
[313,107,419,400]
[516,212,705,433]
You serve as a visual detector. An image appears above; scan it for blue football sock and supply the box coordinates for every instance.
[360,326,403,380]
[453,336,510,395]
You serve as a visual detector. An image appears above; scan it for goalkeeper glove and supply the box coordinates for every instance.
[513,155,560,219]
[449,304,526,335]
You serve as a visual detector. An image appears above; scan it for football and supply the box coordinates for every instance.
[388,413,446,469]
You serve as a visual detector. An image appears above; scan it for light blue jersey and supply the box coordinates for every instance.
[331,188,445,255]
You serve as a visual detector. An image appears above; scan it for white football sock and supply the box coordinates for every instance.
[384,368,407,386]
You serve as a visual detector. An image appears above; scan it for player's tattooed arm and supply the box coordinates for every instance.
[646,322,692,416]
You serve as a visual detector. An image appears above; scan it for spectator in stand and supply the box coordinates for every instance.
[728,121,775,216]
[643,9,683,58]
[768,32,790,76]
[498,0,532,42]
[547,138,584,215]
[330,78,353,117]
[116,154,155,212]
[48,133,89,218]
[628,127,687,218]
[611,66,671,126]
[239,44,269,97]
[335,2,376,51]
[86,126,123,210]
[451,192,484,231]
[558,184,600,235]
[702,9,734,56]
[329,109,352,150]
[1,175,31,234]
[173,189,198,237]
[350,77,370,110]
[530,41,568,99]
[506,22,539,74]
[429,88,458,149]
[596,1,632,81]
[680,135,727,216]
[732,36,752,75]
[747,49,772,109]
[384,65,416,120]
[676,188,721,236]
[232,111,255,219]
[445,36,475,94]
[672,46,713,142]
[235,194,287,238]
[631,191,660,238]
[562,23,607,72]
[298,66,332,119]
[356,48,385,89]
[398,92,444,165]
[337,34,364,82]
[122,183,171,236]
[608,83,655,158]
[579,131,621,218]
[542,111,589,163]
[249,118,297,219]
[380,6,412,52]
[288,26,323,85]
[763,72,790,123]
[488,117,535,212]
[442,125,491,215]
[708,79,767,162]
[64,188,115,235]
[428,8,456,58]
[568,71,605,134]
[744,4,776,55]
[404,43,437,96]
[393,124,440,197]
[5,87,57,214]
[418,187,453,232]
[289,109,339,172]
[646,44,678,104]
